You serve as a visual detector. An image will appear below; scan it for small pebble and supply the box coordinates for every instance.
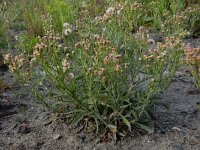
[171,127,181,132]
[53,134,62,140]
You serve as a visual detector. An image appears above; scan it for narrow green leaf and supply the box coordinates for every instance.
[62,109,85,115]
[136,123,154,134]
[107,124,117,130]
[94,118,99,134]
[120,104,131,109]
[118,132,126,137]
[74,75,84,81]
[144,17,154,22]
[120,115,131,130]
[71,112,86,126]
[131,110,138,120]
[109,112,117,119]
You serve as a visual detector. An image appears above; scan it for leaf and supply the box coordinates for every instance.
[99,101,112,108]
[74,75,84,81]
[63,109,85,115]
[94,118,99,134]
[109,112,117,119]
[120,115,131,131]
[120,104,131,109]
[143,109,153,121]
[135,122,154,134]
[131,109,138,119]
[93,78,101,82]
[151,98,169,109]
[107,124,117,131]
[144,17,154,22]
[71,112,86,126]
[159,101,169,109]
[118,132,126,137]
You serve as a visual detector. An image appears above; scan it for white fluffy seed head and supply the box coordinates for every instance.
[63,23,70,28]
[106,7,115,14]
[68,73,75,80]
[64,28,72,36]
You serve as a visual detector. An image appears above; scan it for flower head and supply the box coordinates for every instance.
[68,73,75,80]
[64,28,72,36]
[63,23,70,28]
[106,7,115,14]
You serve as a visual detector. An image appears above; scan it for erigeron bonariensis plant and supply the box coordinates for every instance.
[184,45,200,89]
[3,0,187,137]
[15,23,182,138]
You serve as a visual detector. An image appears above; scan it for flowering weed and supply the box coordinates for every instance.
[1,0,199,139]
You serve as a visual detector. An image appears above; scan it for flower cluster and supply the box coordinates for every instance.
[75,35,112,51]
[103,51,122,65]
[170,12,187,24]
[142,49,167,62]
[63,22,72,36]
[130,2,144,11]
[75,35,129,82]
[42,13,55,35]
[33,32,73,75]
[3,53,26,72]
[184,44,200,88]
[184,44,200,70]
[140,36,182,69]
[186,5,200,14]
[75,37,91,51]
[62,58,71,72]
[94,37,112,48]
[95,3,123,21]
[32,33,62,58]
[135,26,149,40]
[134,26,155,45]
[162,4,200,35]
